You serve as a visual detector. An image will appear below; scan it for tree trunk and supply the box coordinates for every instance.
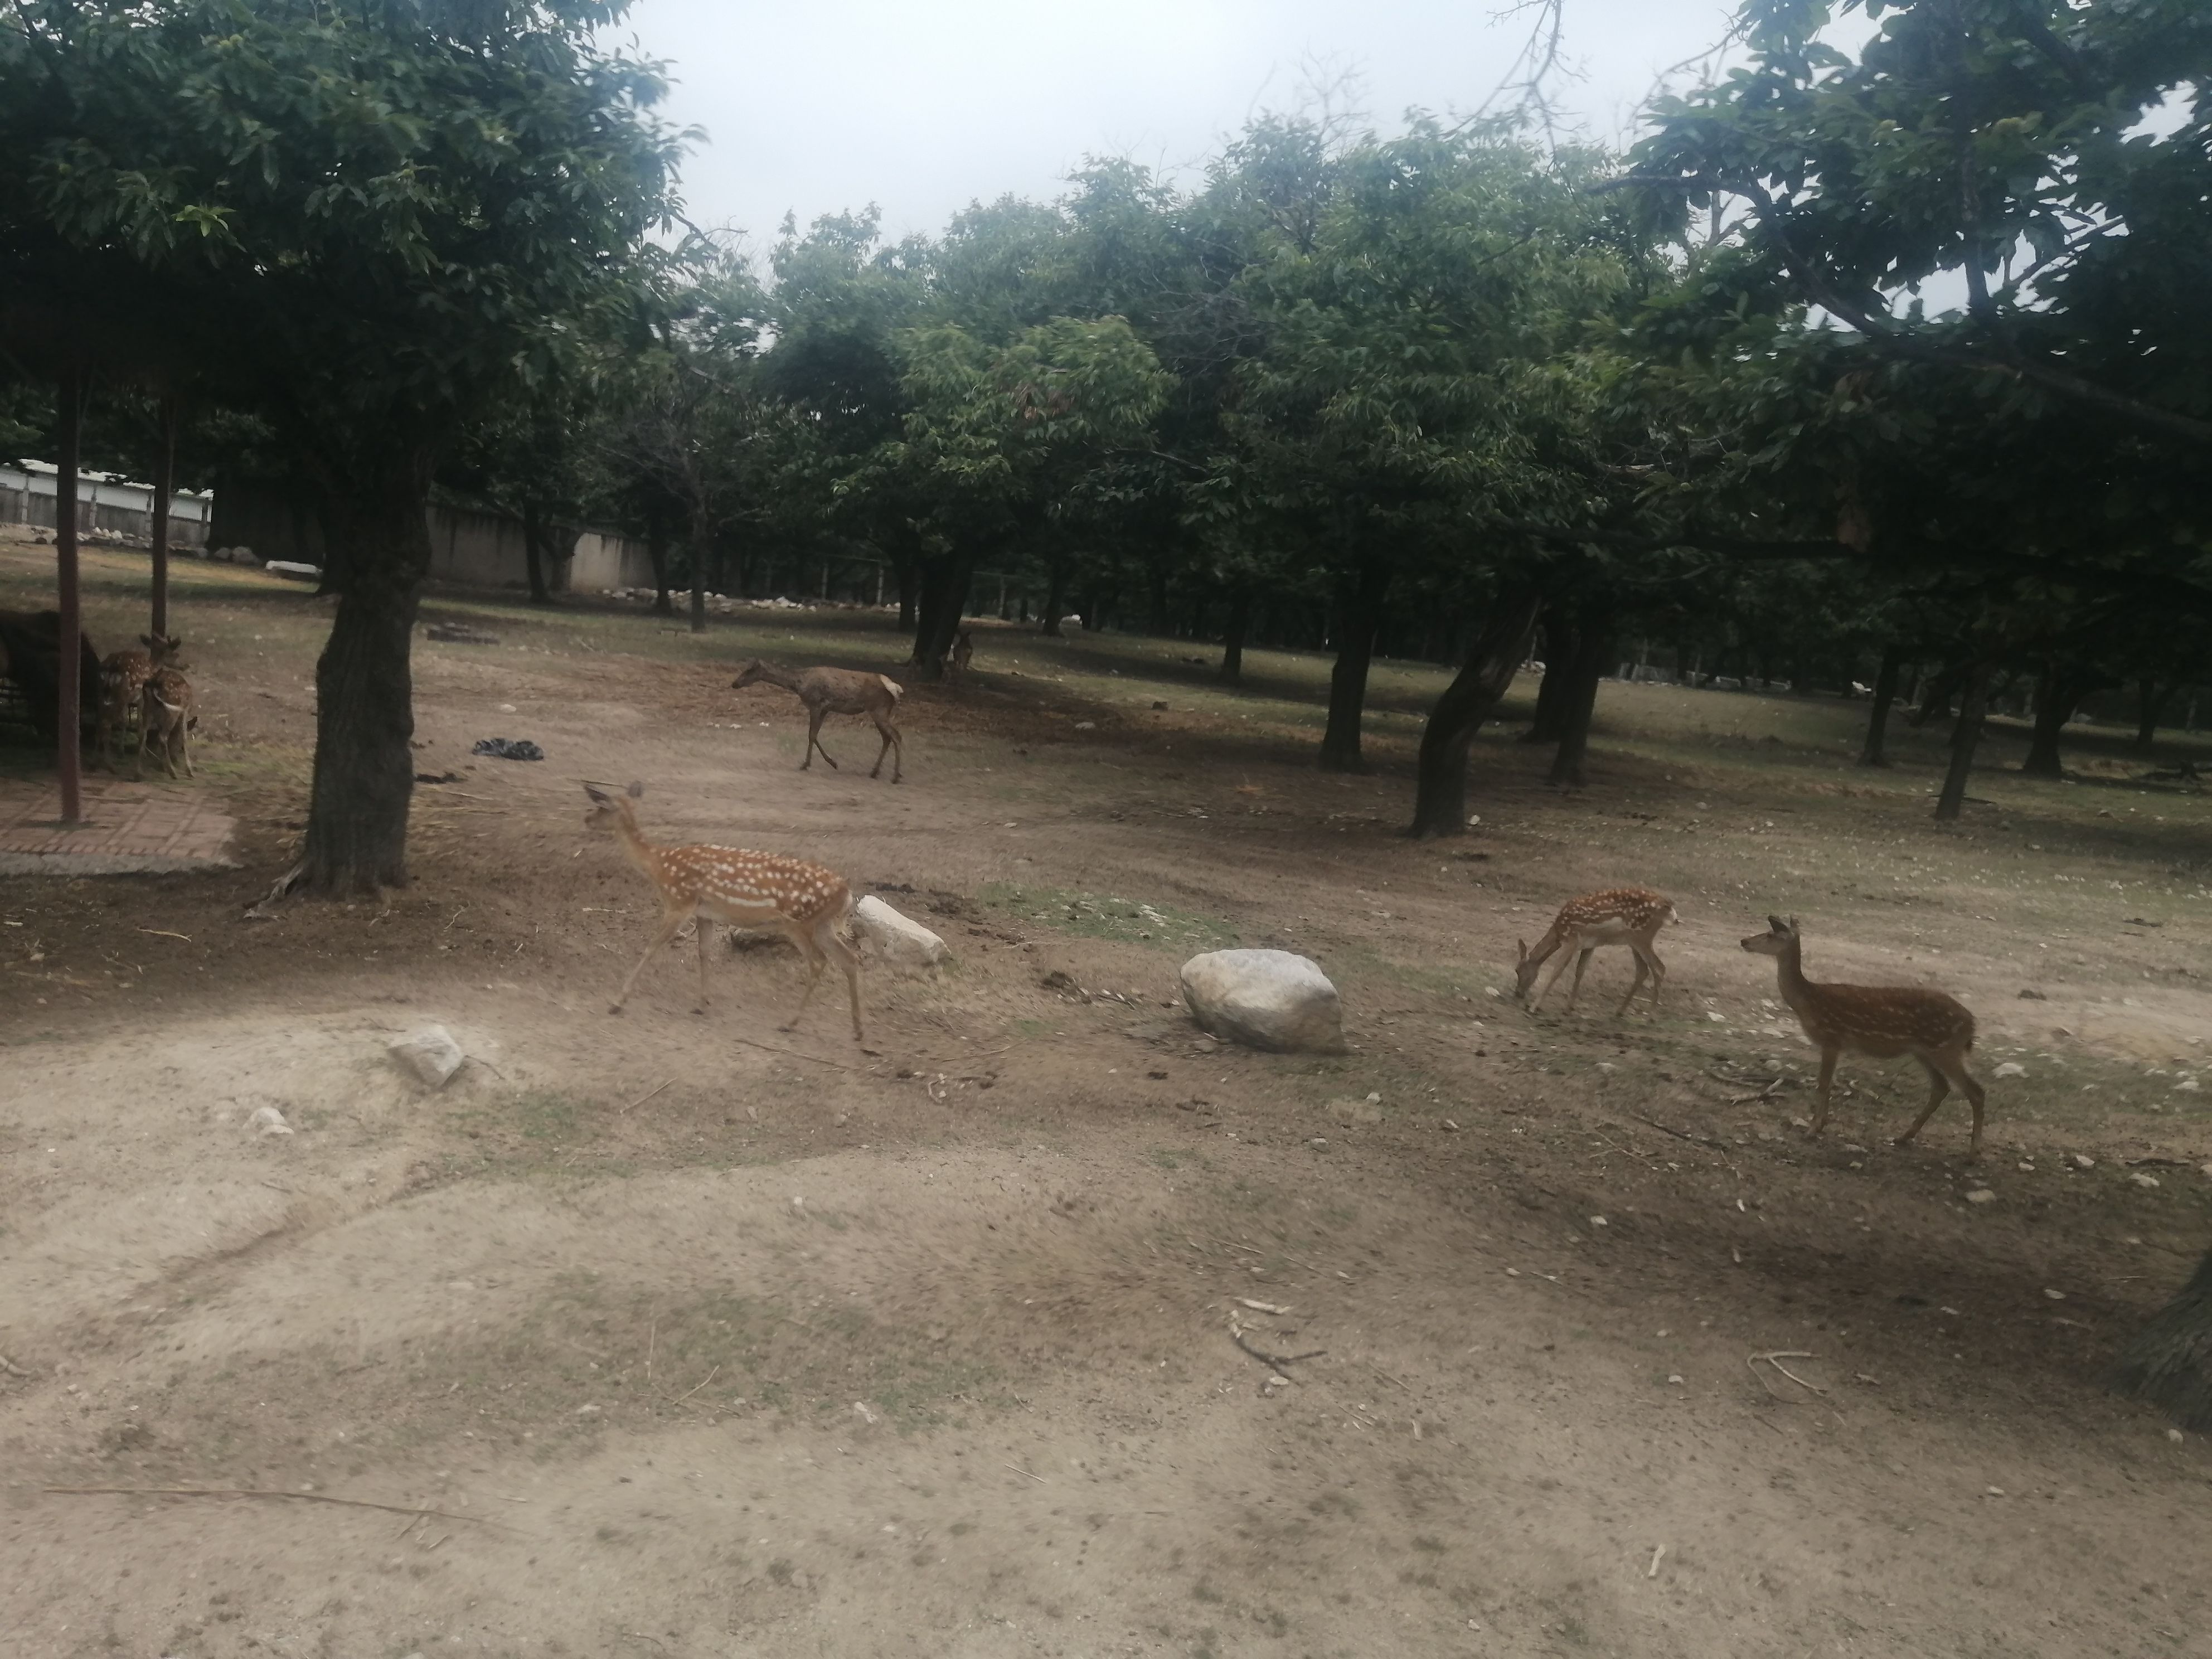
[2117,1247,2212,1432]
[1859,644,1904,766]
[1548,611,1614,787]
[149,393,177,639]
[647,508,673,616]
[2022,661,2093,778]
[893,546,918,633]
[1521,619,1577,743]
[302,449,434,894]
[1408,591,1543,837]
[1041,556,1066,637]
[910,551,976,680]
[54,365,84,824]
[687,508,709,633]
[1933,663,1988,822]
[1318,560,1390,772]
[1217,587,1250,685]
[2135,678,2172,753]
[521,500,551,605]
[1147,560,1170,636]
[1910,659,1968,728]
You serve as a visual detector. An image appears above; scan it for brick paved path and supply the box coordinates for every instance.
[0,775,239,873]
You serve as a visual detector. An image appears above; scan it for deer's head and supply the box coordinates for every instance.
[730,660,767,690]
[1739,915,1799,957]
[1513,938,1541,1001]
[583,779,644,831]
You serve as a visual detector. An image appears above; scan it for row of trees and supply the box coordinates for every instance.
[5,0,2209,870]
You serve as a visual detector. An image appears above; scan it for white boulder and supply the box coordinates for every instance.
[852,896,948,968]
[390,1024,466,1089]
[1179,949,1346,1054]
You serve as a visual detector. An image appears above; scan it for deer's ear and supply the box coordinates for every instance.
[1516,939,1527,960]
[583,784,609,804]
[625,780,645,799]
[1768,915,1788,933]
[1788,915,1798,932]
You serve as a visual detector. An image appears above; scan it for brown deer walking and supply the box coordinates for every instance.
[1515,887,1678,1015]
[97,633,181,769]
[583,781,864,1042]
[1739,915,1985,1154]
[136,664,198,779]
[731,659,904,782]
[948,629,974,684]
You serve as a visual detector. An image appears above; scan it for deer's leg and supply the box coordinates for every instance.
[879,714,903,783]
[134,702,152,780]
[805,705,840,771]
[1643,946,1666,1009]
[1529,947,1575,1012]
[816,913,865,1041]
[1614,949,1649,1017]
[1896,1056,1952,1147]
[176,714,193,779]
[610,908,692,1014]
[1564,947,1595,1012]
[869,714,896,780]
[780,926,829,1033]
[1811,1048,1838,1138]
[1954,1062,1986,1156]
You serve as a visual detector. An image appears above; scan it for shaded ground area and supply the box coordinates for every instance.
[4,528,2212,1657]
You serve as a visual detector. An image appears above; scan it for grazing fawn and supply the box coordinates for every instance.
[137,664,198,779]
[731,659,905,782]
[948,628,974,683]
[1740,915,1985,1154]
[583,781,864,1041]
[97,633,181,769]
[1516,887,1678,1014]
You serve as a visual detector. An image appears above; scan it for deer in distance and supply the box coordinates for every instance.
[1515,887,1679,1015]
[583,780,865,1042]
[731,659,905,782]
[1740,915,1985,1155]
[948,628,974,684]
[136,663,198,779]
[96,632,181,769]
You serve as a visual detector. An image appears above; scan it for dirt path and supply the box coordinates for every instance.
[5,544,2212,1656]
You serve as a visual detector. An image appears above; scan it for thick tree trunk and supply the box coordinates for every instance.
[910,552,976,681]
[1910,659,1969,729]
[1548,611,1614,787]
[1859,644,1904,766]
[302,449,434,894]
[149,394,177,639]
[54,366,84,823]
[2021,661,2073,777]
[2135,678,2172,753]
[687,508,709,633]
[1521,619,1577,743]
[2116,1247,2212,1432]
[1408,591,1542,838]
[1933,663,1988,822]
[647,508,673,616]
[1318,560,1390,772]
[521,500,551,605]
[1217,587,1250,685]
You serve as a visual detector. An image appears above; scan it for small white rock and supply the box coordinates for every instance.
[576,1404,601,1417]
[2132,1172,2162,1189]
[1966,1189,1997,1205]
[1667,1374,1684,1385]
[389,1025,465,1089]
[1589,1216,1608,1228]
[851,895,949,968]
[1706,1012,1725,1023]
[2072,1153,2095,1170]
[852,1401,879,1425]
[1993,1061,2027,1079]
[248,1104,294,1137]
[2168,1428,2185,1443]
[2043,1288,2065,1301]
[1073,720,1095,730]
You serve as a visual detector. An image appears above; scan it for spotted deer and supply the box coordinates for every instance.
[1740,915,1985,1154]
[583,781,864,1041]
[97,633,181,769]
[948,628,974,684]
[731,659,905,782]
[136,664,198,779]
[1515,886,1678,1015]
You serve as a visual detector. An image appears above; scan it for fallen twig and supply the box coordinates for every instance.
[621,1078,674,1115]
[1647,1544,1666,1579]
[1747,1350,1827,1399]
[1230,1329,1327,1370]
[730,1034,860,1071]
[1003,1463,1046,1483]
[44,1486,501,1526]
[135,928,192,943]
[672,1365,720,1406]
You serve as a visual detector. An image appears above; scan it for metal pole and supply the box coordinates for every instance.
[55,366,85,824]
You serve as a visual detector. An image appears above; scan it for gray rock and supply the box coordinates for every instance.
[852,896,948,968]
[390,1025,465,1089]
[1179,948,1346,1054]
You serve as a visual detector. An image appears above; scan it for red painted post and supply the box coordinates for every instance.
[55,367,84,825]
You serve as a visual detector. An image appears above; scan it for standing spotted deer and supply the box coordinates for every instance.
[1515,886,1679,1015]
[731,659,905,782]
[1740,915,1985,1154]
[583,781,865,1041]
[96,633,181,769]
[137,664,198,779]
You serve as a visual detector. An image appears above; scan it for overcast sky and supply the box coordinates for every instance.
[625,0,1765,253]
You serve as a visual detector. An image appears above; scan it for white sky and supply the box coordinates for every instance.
[625,0,1758,251]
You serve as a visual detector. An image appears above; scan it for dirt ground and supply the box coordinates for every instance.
[5,530,2212,1659]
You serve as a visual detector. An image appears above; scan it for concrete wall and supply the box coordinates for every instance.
[0,462,212,546]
